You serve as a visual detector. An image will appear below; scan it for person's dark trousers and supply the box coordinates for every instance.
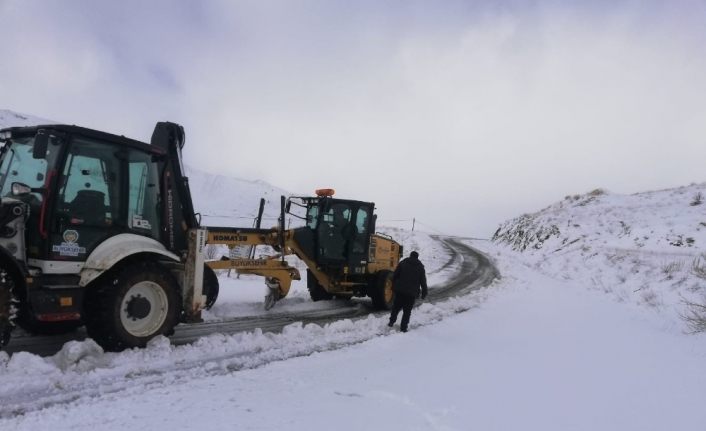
[389,292,416,331]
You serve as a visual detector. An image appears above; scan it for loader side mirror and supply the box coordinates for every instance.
[33,130,49,159]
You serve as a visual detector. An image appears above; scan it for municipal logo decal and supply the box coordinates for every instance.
[63,230,79,243]
[53,230,86,257]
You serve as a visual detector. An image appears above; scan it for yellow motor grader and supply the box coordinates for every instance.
[203,190,402,310]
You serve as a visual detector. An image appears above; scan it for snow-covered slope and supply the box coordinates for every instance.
[186,165,292,227]
[0,109,54,128]
[493,184,706,325]
[0,109,290,225]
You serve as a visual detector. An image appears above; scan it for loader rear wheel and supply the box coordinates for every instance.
[84,262,180,351]
[307,269,333,301]
[370,270,394,310]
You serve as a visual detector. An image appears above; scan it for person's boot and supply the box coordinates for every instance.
[387,320,394,328]
[400,326,408,333]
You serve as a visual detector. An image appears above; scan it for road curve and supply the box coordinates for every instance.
[4,237,499,357]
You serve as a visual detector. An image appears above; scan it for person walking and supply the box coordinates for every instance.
[388,250,428,332]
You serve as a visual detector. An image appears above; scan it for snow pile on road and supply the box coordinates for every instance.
[493,184,706,326]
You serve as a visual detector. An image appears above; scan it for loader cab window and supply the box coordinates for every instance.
[57,138,120,227]
[0,133,62,259]
[0,135,60,207]
[127,150,160,238]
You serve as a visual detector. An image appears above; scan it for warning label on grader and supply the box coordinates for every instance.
[229,259,267,267]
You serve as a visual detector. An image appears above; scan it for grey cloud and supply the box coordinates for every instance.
[1,1,705,235]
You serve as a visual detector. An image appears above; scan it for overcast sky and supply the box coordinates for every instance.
[2,0,706,236]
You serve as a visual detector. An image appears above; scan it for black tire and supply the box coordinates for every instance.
[203,265,219,309]
[307,269,333,301]
[370,270,395,310]
[84,261,180,351]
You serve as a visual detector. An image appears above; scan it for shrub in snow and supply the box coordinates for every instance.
[661,260,684,280]
[682,295,706,333]
[690,192,703,206]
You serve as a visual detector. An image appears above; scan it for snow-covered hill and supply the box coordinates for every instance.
[186,165,292,228]
[0,109,54,128]
[493,184,706,326]
[0,109,291,225]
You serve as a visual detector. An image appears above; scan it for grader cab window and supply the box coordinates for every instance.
[352,207,370,254]
[318,202,353,260]
[306,205,319,229]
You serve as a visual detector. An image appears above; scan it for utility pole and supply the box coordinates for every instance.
[412,218,416,231]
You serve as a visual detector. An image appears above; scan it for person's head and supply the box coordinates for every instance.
[410,251,419,259]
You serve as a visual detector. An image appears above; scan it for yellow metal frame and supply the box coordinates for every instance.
[201,227,401,299]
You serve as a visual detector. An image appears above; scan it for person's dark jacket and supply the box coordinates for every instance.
[392,256,428,298]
